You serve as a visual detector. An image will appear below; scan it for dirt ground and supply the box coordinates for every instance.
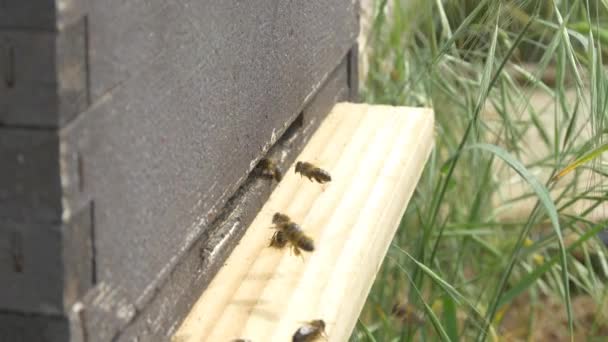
[499,293,608,341]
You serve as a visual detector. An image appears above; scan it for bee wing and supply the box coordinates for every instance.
[296,324,317,335]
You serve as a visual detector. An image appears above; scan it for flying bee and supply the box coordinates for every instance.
[295,161,331,184]
[258,158,283,182]
[392,302,424,326]
[292,319,327,342]
[271,213,315,255]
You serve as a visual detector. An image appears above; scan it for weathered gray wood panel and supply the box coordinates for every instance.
[0,220,63,314]
[0,312,68,342]
[0,1,56,29]
[0,0,86,30]
[0,129,61,222]
[86,0,357,101]
[0,0,359,340]
[0,30,57,126]
[0,18,88,127]
[61,0,358,307]
[106,55,352,342]
[0,202,94,315]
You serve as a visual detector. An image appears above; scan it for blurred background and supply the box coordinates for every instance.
[354,1,608,341]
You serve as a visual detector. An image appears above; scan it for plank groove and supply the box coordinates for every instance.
[173,103,434,342]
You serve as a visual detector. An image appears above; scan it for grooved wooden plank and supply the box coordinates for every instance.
[173,103,435,342]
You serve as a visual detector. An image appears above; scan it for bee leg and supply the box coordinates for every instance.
[268,232,278,247]
[293,246,306,261]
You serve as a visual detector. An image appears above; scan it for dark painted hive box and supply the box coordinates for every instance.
[0,0,359,341]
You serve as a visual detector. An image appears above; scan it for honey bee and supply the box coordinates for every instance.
[231,339,252,342]
[258,158,283,182]
[392,302,424,326]
[292,319,327,342]
[295,161,331,184]
[271,213,314,255]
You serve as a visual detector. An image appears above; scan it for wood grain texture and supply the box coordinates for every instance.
[173,103,435,342]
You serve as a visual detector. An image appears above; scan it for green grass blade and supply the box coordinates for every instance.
[356,319,378,342]
[442,296,459,342]
[392,248,462,304]
[399,259,453,342]
[468,143,572,342]
[497,221,606,308]
[553,141,608,181]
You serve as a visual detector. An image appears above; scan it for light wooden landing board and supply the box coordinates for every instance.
[173,102,435,342]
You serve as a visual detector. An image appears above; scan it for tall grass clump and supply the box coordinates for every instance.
[354,0,608,341]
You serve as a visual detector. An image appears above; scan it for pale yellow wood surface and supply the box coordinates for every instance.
[173,103,434,342]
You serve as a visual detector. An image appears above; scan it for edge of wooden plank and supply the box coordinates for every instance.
[173,102,435,342]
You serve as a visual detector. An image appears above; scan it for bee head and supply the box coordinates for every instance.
[295,161,303,173]
[272,212,290,224]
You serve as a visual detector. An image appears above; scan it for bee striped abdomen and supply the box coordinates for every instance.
[311,168,331,183]
[285,223,315,253]
[296,236,315,252]
[292,320,326,342]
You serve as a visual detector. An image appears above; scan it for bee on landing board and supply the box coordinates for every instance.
[292,319,327,342]
[258,158,283,182]
[295,161,331,184]
[270,213,314,255]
